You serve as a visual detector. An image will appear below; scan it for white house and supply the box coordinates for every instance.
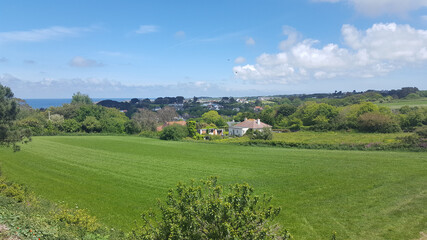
[228,118,272,137]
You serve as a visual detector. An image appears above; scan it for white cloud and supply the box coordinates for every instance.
[279,26,301,50]
[313,0,427,16]
[246,37,255,46]
[0,26,93,43]
[234,23,427,84]
[135,25,158,34]
[234,57,246,64]
[69,56,104,67]
[174,31,186,39]
[349,0,427,16]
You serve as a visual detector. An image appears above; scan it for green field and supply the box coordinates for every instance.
[376,97,427,109]
[219,131,410,145]
[0,136,426,239]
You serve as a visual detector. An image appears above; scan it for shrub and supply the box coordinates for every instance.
[249,127,273,140]
[81,116,102,133]
[357,112,401,133]
[159,124,188,140]
[131,177,291,240]
[61,119,81,132]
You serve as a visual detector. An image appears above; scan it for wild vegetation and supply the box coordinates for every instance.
[1,136,426,239]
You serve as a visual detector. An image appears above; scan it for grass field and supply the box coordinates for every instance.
[376,97,427,109]
[0,136,426,239]
[219,131,410,145]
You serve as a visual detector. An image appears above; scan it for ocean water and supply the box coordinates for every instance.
[24,98,131,109]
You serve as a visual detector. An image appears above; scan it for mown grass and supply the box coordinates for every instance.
[221,131,410,145]
[376,97,427,109]
[0,136,426,239]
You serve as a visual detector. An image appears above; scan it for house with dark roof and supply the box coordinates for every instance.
[228,118,272,137]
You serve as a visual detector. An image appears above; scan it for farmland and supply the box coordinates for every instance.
[0,136,426,239]
[376,97,427,109]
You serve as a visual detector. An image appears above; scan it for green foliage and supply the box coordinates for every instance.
[248,127,273,140]
[82,116,102,133]
[276,104,297,117]
[0,84,31,151]
[159,124,189,140]
[62,119,81,132]
[259,106,275,125]
[357,112,401,133]
[292,102,338,127]
[132,177,291,240]
[202,110,226,127]
[71,92,93,105]
[405,93,420,99]
[187,120,197,138]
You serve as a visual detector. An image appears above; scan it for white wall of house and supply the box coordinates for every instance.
[229,127,249,137]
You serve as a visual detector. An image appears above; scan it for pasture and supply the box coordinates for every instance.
[376,97,427,109]
[0,136,426,239]
[220,131,410,145]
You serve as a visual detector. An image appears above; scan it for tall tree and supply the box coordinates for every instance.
[71,92,92,105]
[132,109,159,131]
[157,106,178,123]
[0,84,31,151]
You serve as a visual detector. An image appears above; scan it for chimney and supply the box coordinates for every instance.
[244,117,247,121]
[257,119,260,124]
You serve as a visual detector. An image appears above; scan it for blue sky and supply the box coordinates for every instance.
[0,0,426,98]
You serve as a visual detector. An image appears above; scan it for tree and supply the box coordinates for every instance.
[0,84,31,151]
[357,112,400,133]
[131,177,291,239]
[157,106,178,123]
[71,92,92,105]
[81,116,101,133]
[187,120,197,138]
[132,109,159,131]
[202,110,226,127]
[159,124,188,140]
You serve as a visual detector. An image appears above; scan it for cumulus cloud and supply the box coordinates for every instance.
[234,23,427,83]
[279,26,301,50]
[135,25,158,34]
[246,37,255,46]
[69,56,104,67]
[313,0,427,16]
[234,57,246,64]
[0,26,93,43]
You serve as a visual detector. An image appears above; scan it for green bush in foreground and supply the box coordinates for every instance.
[131,177,292,240]
[159,124,189,141]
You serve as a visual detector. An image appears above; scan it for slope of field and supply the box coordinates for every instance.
[0,136,426,239]
[376,97,427,109]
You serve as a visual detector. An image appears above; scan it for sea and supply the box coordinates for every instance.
[24,98,131,109]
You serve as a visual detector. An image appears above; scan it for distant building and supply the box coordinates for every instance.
[228,118,272,137]
[197,128,224,136]
[156,121,187,131]
[254,106,263,112]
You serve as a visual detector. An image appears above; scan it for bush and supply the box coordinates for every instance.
[249,127,273,140]
[357,112,401,133]
[131,177,291,240]
[159,124,189,141]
